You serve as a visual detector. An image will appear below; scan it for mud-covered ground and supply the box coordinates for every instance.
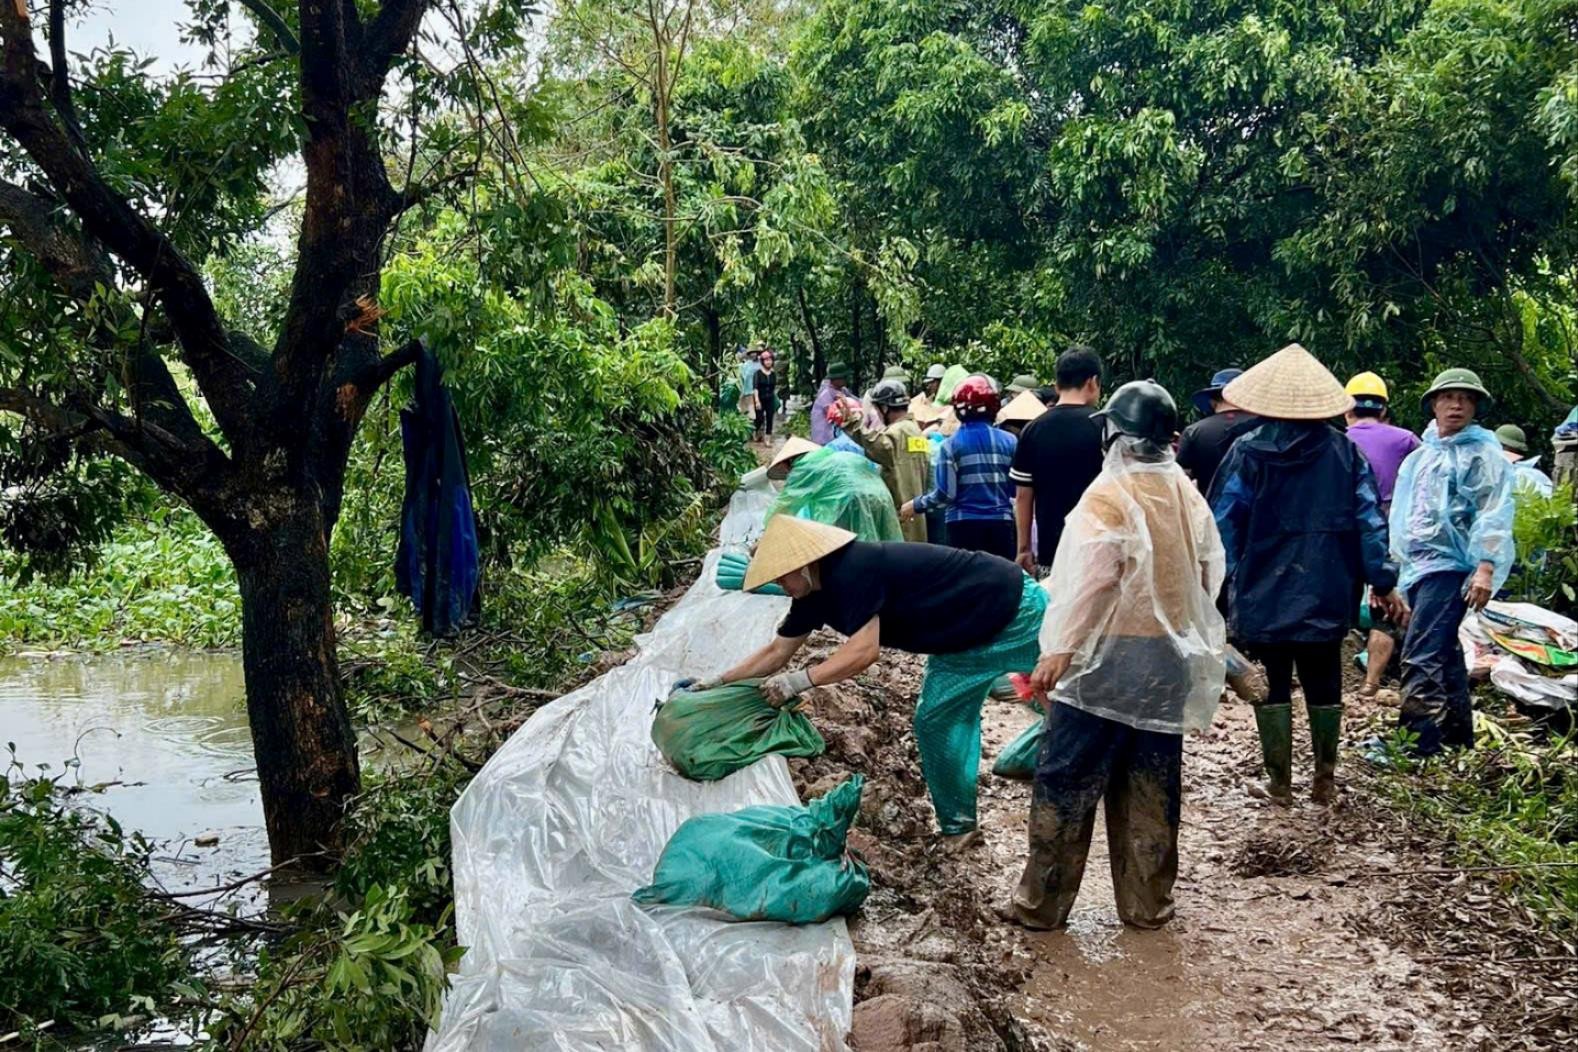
[786,638,1577,1052]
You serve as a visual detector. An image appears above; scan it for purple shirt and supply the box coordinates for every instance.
[810,380,847,444]
[1346,420,1421,507]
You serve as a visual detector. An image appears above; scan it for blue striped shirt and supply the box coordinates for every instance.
[913,420,1017,523]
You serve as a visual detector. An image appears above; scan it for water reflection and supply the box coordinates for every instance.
[0,650,268,895]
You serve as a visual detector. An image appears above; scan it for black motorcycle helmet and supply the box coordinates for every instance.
[869,378,910,409]
[1093,379,1178,451]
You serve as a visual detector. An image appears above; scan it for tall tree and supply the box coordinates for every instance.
[0,0,516,866]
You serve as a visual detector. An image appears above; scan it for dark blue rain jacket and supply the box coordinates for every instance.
[1210,421,1397,644]
[396,348,480,636]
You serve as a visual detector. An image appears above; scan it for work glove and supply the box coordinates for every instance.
[761,668,815,707]
[669,677,713,699]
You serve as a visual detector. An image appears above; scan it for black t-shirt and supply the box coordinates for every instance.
[777,541,1024,654]
[1176,410,1259,496]
[1008,403,1103,565]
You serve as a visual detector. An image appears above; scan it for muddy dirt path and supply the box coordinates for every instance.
[788,643,1572,1051]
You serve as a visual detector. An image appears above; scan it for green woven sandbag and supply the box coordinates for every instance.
[651,679,825,782]
[715,551,786,596]
[992,704,1046,781]
[633,776,870,924]
[770,447,903,542]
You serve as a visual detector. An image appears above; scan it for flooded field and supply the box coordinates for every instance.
[1,650,272,901]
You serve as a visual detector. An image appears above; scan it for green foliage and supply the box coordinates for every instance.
[209,885,460,1052]
[1506,482,1578,613]
[0,752,189,1043]
[1374,719,1578,933]
[699,410,759,481]
[0,506,238,651]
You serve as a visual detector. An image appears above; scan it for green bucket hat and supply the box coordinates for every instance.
[1494,424,1528,454]
[827,361,851,381]
[881,364,911,383]
[1006,373,1039,395]
[1421,367,1493,415]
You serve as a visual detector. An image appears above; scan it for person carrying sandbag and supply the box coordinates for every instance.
[674,514,1045,852]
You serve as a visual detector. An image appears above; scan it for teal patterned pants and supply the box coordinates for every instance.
[915,575,1048,835]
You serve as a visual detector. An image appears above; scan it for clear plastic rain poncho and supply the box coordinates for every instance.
[1389,422,1516,594]
[1038,438,1227,735]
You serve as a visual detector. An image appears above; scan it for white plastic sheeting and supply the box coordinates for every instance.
[426,478,855,1052]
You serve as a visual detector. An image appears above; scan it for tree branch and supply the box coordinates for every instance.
[359,0,430,95]
[46,0,87,153]
[0,178,225,455]
[236,0,301,55]
[0,6,259,448]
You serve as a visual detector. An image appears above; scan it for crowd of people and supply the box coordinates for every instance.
[695,340,1552,928]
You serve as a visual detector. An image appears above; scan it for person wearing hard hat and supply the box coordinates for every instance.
[1340,371,1422,698]
[1005,374,1040,398]
[688,515,1046,850]
[1211,345,1406,804]
[1006,381,1226,930]
[1342,372,1420,515]
[1494,424,1554,497]
[904,375,1019,559]
[810,361,856,445]
[839,379,932,542]
[1389,368,1515,756]
[1176,368,1259,496]
[910,363,960,437]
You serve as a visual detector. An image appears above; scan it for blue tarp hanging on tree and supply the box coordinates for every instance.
[396,347,480,636]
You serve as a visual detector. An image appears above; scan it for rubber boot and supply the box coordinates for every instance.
[1248,703,1293,803]
[1308,705,1342,805]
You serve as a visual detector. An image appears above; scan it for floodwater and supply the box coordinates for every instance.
[0,650,274,899]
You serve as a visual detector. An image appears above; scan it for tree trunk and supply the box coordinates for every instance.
[227,495,359,868]
[797,286,824,383]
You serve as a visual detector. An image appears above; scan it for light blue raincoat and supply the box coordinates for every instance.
[1389,422,1516,593]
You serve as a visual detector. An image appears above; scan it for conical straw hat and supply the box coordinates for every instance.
[1221,344,1354,421]
[744,515,857,591]
[766,436,821,480]
[996,389,1048,426]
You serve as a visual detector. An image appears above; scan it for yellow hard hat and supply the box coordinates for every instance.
[1344,371,1389,402]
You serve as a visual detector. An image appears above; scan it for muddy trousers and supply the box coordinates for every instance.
[1011,703,1182,929]
[915,576,1047,835]
[1399,570,1473,756]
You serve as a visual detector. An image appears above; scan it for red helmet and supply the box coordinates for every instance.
[951,374,1001,418]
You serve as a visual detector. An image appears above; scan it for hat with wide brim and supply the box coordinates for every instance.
[1191,368,1244,417]
[1494,423,1528,453]
[1421,368,1494,415]
[1221,344,1354,421]
[1006,373,1039,395]
[996,389,1048,426]
[744,515,857,591]
[882,364,912,383]
[826,361,851,381]
[766,436,821,480]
